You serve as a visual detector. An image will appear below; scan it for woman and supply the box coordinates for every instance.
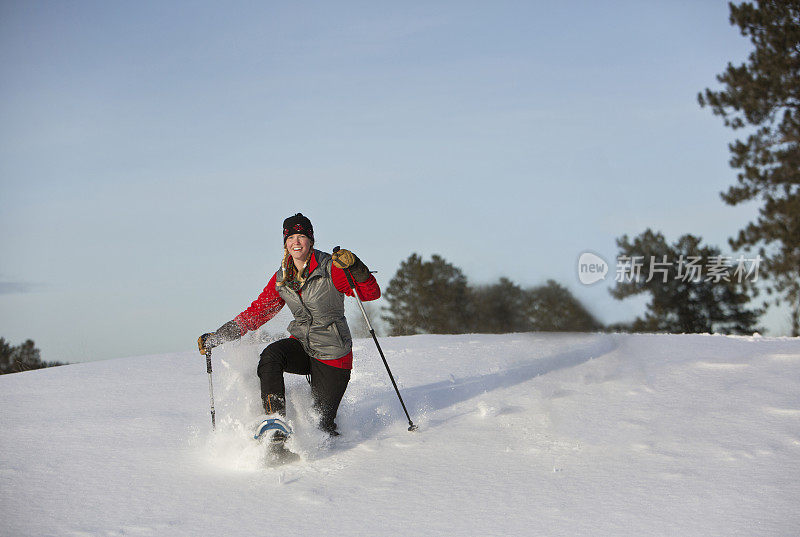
[198,213,380,456]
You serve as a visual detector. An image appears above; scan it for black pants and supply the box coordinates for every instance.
[257,337,351,434]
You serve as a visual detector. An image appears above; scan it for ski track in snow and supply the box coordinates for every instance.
[1,332,799,536]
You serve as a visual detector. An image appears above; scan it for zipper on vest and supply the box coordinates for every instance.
[297,261,323,352]
[297,291,313,351]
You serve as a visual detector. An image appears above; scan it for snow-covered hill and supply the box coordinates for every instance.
[1,333,799,536]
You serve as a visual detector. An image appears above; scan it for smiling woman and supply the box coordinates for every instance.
[197,212,380,463]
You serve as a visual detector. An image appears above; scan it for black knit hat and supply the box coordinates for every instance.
[282,213,314,242]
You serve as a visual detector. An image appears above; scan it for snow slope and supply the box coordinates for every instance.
[1,332,799,536]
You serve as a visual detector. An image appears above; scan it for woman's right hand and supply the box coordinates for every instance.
[197,332,220,354]
[197,319,241,354]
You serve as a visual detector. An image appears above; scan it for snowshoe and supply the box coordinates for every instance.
[254,416,300,466]
[253,416,292,441]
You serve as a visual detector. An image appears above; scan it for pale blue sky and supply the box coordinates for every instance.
[1,1,785,364]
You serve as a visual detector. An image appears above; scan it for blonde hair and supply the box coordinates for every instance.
[277,246,312,287]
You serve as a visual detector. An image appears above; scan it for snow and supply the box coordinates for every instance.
[1,332,799,536]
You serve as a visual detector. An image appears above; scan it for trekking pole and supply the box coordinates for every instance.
[334,247,418,432]
[205,348,216,431]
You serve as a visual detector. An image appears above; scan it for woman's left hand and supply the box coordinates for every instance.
[332,249,371,282]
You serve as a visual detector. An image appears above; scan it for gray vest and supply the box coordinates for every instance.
[276,250,352,360]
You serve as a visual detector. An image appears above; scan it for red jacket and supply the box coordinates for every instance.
[234,251,381,369]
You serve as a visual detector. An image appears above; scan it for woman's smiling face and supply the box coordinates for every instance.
[285,233,312,264]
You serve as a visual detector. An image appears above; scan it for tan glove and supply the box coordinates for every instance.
[197,333,218,354]
[332,248,371,283]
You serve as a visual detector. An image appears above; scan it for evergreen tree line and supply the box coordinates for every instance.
[381,235,763,337]
[381,253,602,336]
[0,338,64,375]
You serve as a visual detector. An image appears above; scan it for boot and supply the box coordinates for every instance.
[263,393,286,417]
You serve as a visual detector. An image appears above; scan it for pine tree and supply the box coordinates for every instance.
[0,338,13,373]
[12,339,43,372]
[698,0,800,335]
[610,229,762,334]
[469,277,531,333]
[381,253,471,335]
[0,337,65,375]
[525,280,603,332]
